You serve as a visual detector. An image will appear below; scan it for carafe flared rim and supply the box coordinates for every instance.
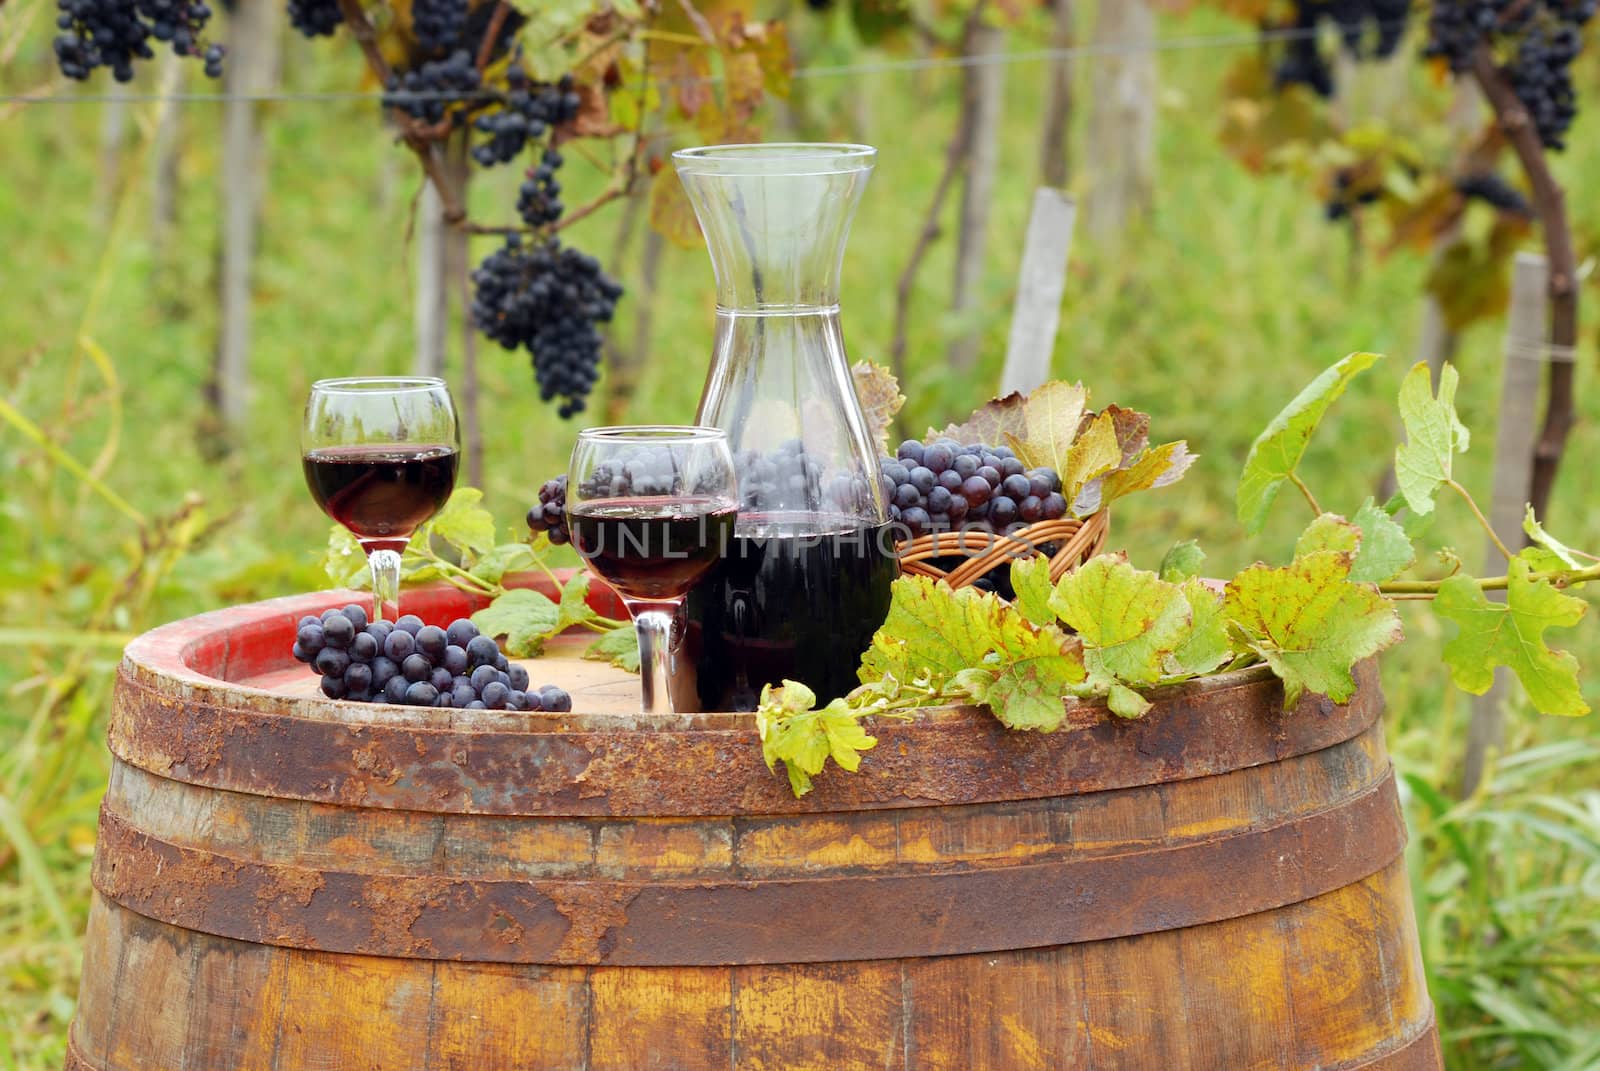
[672,143,876,177]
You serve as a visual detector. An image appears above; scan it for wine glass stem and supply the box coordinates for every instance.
[368,548,403,624]
[633,606,678,715]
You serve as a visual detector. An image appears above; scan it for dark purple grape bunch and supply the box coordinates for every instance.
[1425,0,1595,150]
[292,605,572,711]
[384,48,482,126]
[881,438,1067,539]
[472,69,582,167]
[733,440,827,512]
[288,0,343,38]
[471,235,622,418]
[516,148,565,228]
[411,0,467,54]
[1454,172,1533,215]
[528,475,570,545]
[54,0,223,83]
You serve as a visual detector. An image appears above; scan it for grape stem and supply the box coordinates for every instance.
[1379,561,1600,597]
[474,2,511,72]
[1287,472,1323,517]
[1467,44,1578,523]
[334,0,468,223]
[1448,478,1513,563]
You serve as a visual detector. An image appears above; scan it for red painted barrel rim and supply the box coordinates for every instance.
[108,575,1384,816]
[121,572,1297,732]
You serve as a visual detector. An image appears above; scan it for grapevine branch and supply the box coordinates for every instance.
[1380,560,1600,596]
[474,2,511,72]
[1468,44,1578,523]
[1288,472,1323,516]
[334,0,467,223]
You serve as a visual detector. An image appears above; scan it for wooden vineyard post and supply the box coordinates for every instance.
[947,19,1007,373]
[1037,0,1074,189]
[1462,252,1548,798]
[212,0,281,443]
[1083,0,1155,247]
[414,178,449,378]
[999,189,1076,397]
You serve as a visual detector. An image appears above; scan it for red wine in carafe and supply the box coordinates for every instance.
[302,444,458,550]
[685,514,898,712]
[569,498,738,601]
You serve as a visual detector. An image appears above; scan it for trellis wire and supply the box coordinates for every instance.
[0,16,1418,106]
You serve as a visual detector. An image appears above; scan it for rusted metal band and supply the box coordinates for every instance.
[107,659,1383,817]
[93,771,1404,966]
[1351,1012,1444,1070]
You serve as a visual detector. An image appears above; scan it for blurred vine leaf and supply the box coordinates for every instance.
[1236,351,1382,534]
[1394,361,1471,516]
[851,360,906,457]
[648,165,702,249]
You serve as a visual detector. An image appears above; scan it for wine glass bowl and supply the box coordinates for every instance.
[302,377,459,623]
[566,426,738,714]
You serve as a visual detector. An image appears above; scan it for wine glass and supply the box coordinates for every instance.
[302,377,459,623]
[566,426,738,715]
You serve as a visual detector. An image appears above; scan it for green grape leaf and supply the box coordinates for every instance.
[1062,410,1122,505]
[324,524,368,588]
[1236,352,1382,534]
[1433,558,1589,716]
[1295,513,1361,557]
[984,622,1088,732]
[755,681,880,797]
[1107,683,1152,719]
[860,575,1085,732]
[583,624,640,673]
[1394,361,1471,516]
[1009,554,1057,627]
[851,360,905,458]
[1223,551,1404,709]
[1050,556,1192,686]
[1159,539,1207,582]
[429,488,499,556]
[1522,506,1586,570]
[470,542,538,585]
[1168,579,1234,678]
[862,575,1034,684]
[1020,380,1090,475]
[555,571,596,633]
[471,588,561,658]
[1350,496,1416,584]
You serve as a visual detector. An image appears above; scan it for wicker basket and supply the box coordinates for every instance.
[895,510,1111,588]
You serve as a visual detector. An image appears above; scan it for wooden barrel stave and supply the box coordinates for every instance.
[67,581,1442,1070]
[72,859,1435,1070]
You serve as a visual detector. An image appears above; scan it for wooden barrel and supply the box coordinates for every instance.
[68,576,1442,1070]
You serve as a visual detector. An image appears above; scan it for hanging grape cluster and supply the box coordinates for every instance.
[1274,1,1414,98]
[1425,0,1596,150]
[54,0,224,82]
[411,0,467,54]
[471,236,623,418]
[286,0,341,38]
[53,0,624,421]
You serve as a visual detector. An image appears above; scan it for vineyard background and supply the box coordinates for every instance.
[3,1,1599,1068]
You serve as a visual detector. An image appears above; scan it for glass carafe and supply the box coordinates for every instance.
[674,143,898,712]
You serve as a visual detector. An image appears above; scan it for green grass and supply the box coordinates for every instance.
[2,3,1598,1068]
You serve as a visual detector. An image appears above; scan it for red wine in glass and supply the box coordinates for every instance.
[569,497,737,601]
[302,444,459,554]
[302,377,459,623]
